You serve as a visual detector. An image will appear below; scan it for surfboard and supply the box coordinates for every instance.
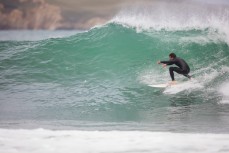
[148,83,169,88]
[148,81,180,88]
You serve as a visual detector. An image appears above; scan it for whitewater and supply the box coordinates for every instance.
[0,1,229,153]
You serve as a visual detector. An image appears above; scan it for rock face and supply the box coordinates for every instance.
[0,0,62,30]
[0,0,109,30]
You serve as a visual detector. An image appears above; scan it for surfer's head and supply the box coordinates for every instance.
[169,53,176,59]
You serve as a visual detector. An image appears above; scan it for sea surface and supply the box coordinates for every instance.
[1,2,229,153]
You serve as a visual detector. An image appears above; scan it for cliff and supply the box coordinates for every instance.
[0,0,63,30]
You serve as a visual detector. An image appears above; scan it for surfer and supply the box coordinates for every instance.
[157,53,191,84]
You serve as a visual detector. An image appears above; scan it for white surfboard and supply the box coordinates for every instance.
[148,83,169,88]
[148,81,181,88]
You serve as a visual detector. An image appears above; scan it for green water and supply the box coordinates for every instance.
[0,24,229,132]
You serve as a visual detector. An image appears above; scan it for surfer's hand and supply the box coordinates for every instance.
[162,64,167,68]
[157,61,161,64]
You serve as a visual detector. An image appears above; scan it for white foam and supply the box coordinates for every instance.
[0,129,229,153]
[219,82,229,104]
[110,1,229,44]
[164,79,203,94]
[221,66,229,73]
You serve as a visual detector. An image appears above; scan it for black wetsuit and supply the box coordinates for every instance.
[161,57,191,81]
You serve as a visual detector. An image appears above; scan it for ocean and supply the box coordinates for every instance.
[1,2,229,153]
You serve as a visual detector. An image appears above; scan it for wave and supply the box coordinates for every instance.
[0,6,229,124]
[1,23,229,101]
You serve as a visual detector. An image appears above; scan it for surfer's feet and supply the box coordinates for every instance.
[184,74,192,80]
[169,81,177,85]
[185,74,192,79]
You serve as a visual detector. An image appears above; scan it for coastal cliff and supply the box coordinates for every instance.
[0,0,106,30]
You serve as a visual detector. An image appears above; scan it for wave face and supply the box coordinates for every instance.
[0,2,229,132]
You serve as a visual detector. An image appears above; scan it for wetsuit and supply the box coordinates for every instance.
[161,57,191,81]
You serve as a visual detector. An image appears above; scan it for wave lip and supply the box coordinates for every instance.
[111,2,229,44]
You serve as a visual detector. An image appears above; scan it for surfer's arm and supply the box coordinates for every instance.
[160,60,174,65]
[157,61,167,68]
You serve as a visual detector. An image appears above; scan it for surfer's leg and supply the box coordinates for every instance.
[170,67,191,80]
[176,69,191,79]
[169,67,184,81]
[183,74,192,79]
[169,67,176,81]
[182,68,191,79]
